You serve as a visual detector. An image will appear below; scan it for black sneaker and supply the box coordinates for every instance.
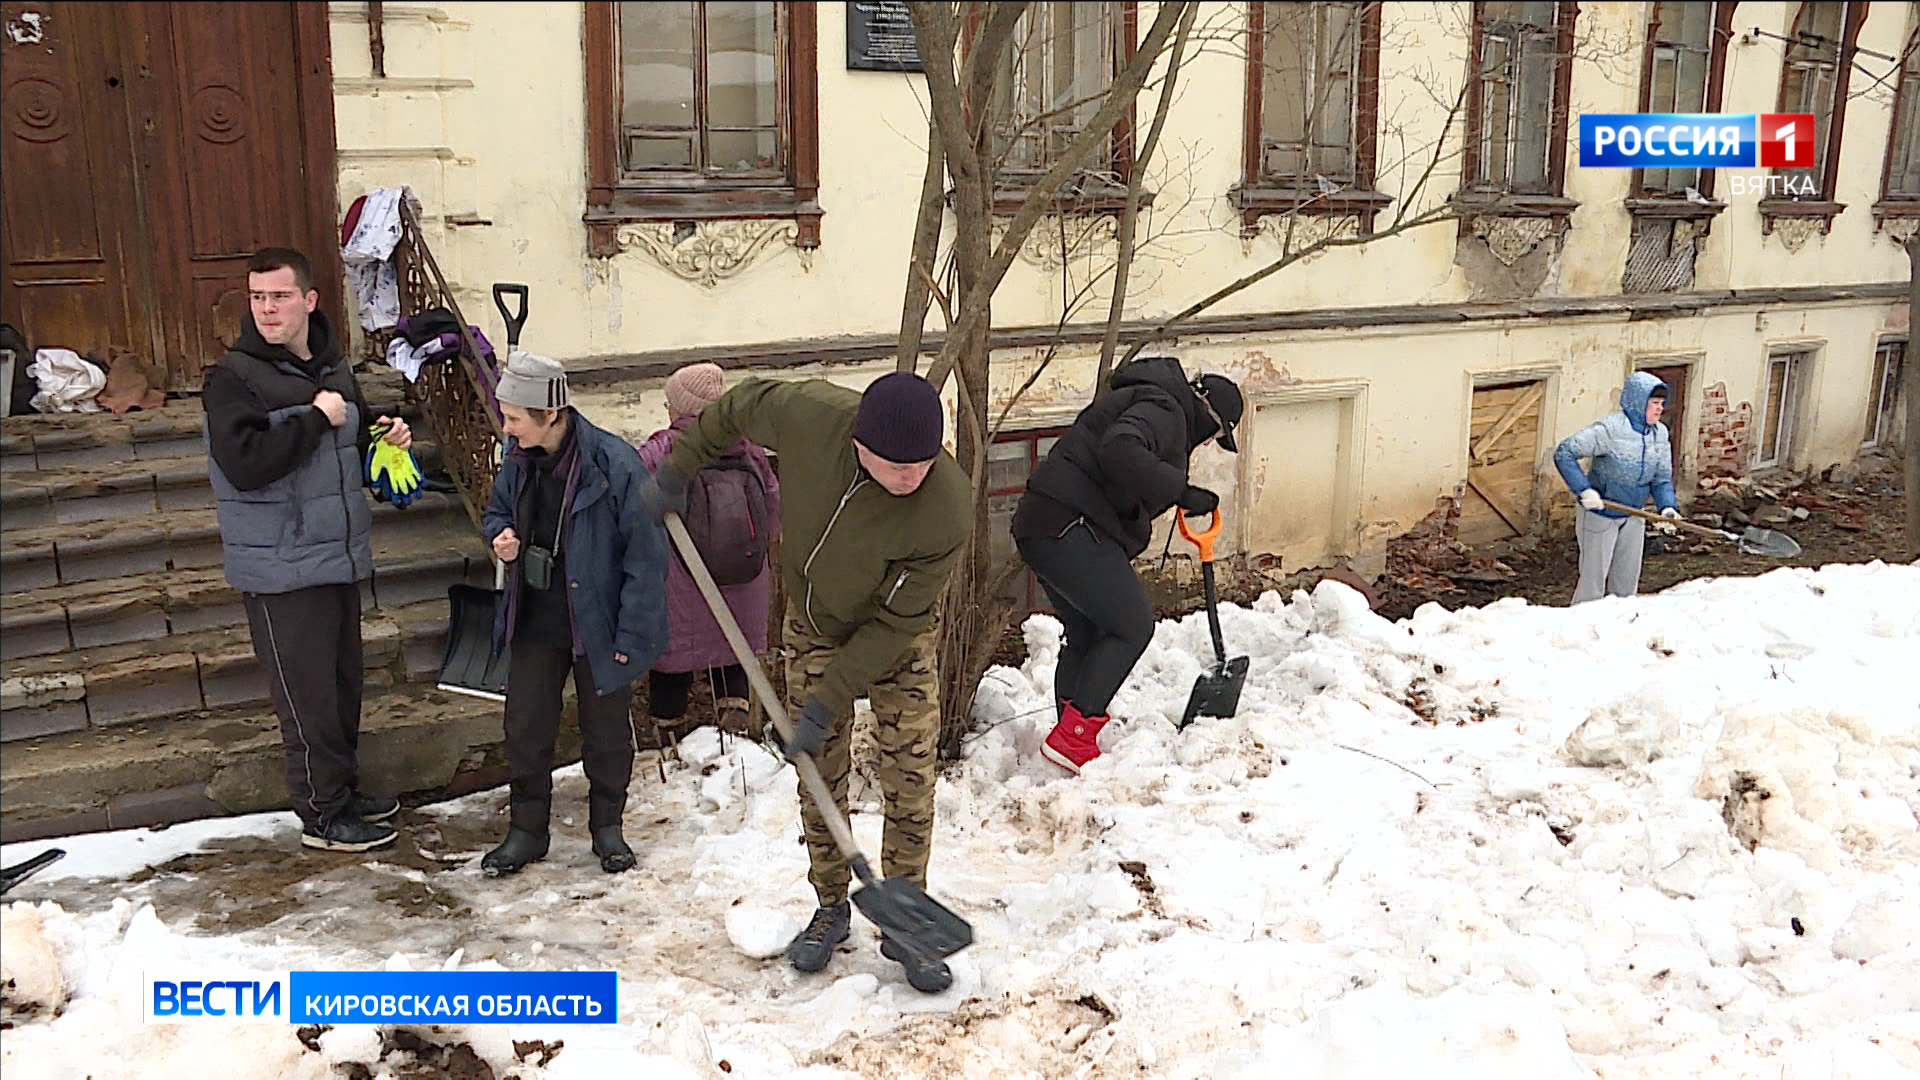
[348,792,400,823]
[301,814,398,853]
[880,935,953,994]
[786,901,851,973]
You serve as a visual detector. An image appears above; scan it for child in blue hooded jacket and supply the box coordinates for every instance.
[1553,371,1680,604]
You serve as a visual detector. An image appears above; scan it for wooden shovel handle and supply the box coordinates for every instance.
[1598,499,1728,540]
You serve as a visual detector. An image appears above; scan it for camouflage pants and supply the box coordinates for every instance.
[780,602,941,907]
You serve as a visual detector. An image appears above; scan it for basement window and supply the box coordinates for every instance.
[1756,350,1808,469]
[1866,339,1904,448]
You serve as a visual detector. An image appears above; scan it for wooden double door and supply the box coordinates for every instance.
[1,2,338,391]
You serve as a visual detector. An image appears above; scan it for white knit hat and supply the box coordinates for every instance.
[495,351,569,410]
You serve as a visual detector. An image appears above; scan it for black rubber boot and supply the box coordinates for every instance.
[880,935,954,994]
[482,827,549,876]
[591,826,637,873]
[786,901,851,973]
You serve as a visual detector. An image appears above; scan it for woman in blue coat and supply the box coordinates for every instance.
[481,352,669,875]
[1553,371,1680,604]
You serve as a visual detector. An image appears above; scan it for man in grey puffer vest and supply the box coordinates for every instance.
[1554,370,1680,604]
[204,248,414,852]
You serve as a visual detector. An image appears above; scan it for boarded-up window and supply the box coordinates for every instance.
[1461,380,1545,545]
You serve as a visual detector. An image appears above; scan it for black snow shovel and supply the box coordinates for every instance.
[1601,499,1802,559]
[1177,509,1250,729]
[436,284,530,701]
[0,848,64,896]
[663,512,974,967]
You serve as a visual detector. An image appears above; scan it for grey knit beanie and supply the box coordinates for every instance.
[496,351,569,411]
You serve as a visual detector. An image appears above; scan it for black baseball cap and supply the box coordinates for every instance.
[1195,373,1244,453]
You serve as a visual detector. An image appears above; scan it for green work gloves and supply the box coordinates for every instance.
[367,423,424,509]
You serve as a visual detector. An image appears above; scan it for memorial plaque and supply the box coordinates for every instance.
[847,1,923,72]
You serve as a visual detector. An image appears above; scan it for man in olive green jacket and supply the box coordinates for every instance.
[637,371,968,993]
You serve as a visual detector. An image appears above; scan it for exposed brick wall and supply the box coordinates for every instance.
[1696,381,1753,478]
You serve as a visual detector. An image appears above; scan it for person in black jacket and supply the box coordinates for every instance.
[1012,357,1243,774]
[203,247,412,853]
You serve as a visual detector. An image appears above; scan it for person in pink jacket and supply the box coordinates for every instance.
[637,363,781,740]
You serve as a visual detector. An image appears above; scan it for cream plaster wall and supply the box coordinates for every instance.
[327,2,1910,572]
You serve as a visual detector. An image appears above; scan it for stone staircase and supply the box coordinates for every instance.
[0,374,512,842]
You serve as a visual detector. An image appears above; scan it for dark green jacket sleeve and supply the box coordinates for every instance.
[812,538,965,716]
[663,377,813,477]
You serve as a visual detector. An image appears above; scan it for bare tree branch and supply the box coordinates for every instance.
[897,106,949,372]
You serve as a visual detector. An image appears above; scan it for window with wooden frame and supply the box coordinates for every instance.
[986,428,1069,613]
[1877,8,1920,226]
[1756,350,1808,469]
[1761,1,1866,232]
[1634,1,1736,200]
[978,2,1139,214]
[1460,1,1577,207]
[584,1,821,257]
[1865,339,1905,448]
[1235,1,1388,235]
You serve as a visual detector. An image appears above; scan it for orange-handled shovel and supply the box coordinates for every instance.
[1176,510,1250,729]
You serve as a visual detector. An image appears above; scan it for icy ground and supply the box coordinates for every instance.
[3,562,1918,1079]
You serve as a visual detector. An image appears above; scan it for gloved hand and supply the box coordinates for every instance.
[635,465,690,523]
[1177,485,1219,517]
[1660,507,1681,519]
[1579,488,1604,512]
[769,698,832,762]
[367,426,424,509]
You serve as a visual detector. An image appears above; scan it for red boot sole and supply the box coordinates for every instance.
[1040,741,1090,774]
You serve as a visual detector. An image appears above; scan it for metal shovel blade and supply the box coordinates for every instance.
[437,583,510,701]
[1180,654,1250,729]
[1736,526,1802,559]
[852,872,975,964]
[1,848,65,895]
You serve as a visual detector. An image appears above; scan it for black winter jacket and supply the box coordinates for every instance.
[1013,357,1219,558]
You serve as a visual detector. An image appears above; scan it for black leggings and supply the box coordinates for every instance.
[648,665,749,720]
[1015,520,1154,718]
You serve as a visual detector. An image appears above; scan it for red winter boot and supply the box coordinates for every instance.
[1041,701,1109,774]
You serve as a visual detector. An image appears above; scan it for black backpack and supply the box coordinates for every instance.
[681,457,772,586]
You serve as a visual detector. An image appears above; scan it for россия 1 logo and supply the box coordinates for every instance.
[1580,113,1816,195]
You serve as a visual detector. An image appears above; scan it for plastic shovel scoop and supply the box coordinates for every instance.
[1601,500,1802,558]
[663,513,973,967]
[1176,509,1250,729]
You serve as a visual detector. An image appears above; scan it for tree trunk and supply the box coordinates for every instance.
[1906,237,1919,559]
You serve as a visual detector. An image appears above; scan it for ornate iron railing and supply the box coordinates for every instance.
[368,202,505,533]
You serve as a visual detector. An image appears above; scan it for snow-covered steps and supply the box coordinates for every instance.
[0,682,508,843]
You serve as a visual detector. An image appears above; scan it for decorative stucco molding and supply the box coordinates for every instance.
[1471,215,1557,266]
[994,214,1119,272]
[613,219,804,287]
[1875,214,1920,246]
[1255,212,1361,254]
[1769,215,1823,253]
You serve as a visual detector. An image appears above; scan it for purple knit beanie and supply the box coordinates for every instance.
[853,372,944,463]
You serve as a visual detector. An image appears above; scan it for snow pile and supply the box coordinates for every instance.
[1,903,70,1021]
[1,561,1917,1079]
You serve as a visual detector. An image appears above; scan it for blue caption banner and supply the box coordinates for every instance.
[1580,113,1757,168]
[290,970,619,1025]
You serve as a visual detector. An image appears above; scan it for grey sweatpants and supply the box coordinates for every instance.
[1572,510,1646,604]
